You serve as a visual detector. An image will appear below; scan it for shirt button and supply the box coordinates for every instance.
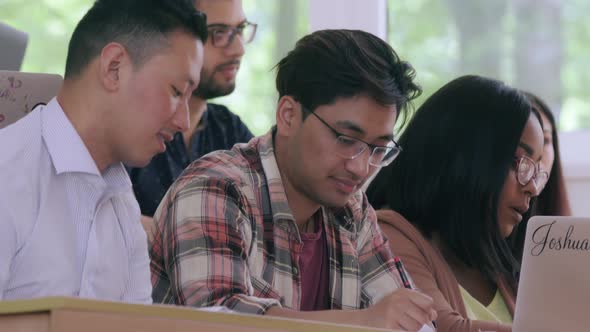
[292,267,299,276]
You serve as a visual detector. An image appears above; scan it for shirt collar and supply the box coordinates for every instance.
[257,127,297,225]
[41,98,132,192]
[41,98,101,176]
[101,162,133,193]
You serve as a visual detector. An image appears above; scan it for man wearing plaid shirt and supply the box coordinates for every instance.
[148,29,437,331]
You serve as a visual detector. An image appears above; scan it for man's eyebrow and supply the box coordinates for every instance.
[207,20,247,28]
[378,133,395,141]
[334,120,394,141]
[206,23,229,29]
[334,120,365,135]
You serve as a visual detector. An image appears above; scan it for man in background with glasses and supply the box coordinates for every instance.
[148,29,437,331]
[128,0,256,223]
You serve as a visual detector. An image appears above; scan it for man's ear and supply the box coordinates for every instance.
[98,42,130,92]
[276,95,302,137]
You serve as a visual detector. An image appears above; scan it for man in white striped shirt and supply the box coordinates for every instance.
[0,0,207,302]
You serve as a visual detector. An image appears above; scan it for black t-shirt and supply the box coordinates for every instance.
[127,103,254,216]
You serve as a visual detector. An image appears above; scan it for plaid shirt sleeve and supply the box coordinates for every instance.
[356,197,407,306]
[151,174,281,314]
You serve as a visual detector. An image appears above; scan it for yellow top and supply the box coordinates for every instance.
[460,286,512,324]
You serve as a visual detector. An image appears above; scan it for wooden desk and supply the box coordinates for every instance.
[0,297,394,332]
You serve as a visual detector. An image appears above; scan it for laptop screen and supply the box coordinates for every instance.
[513,215,590,332]
[0,22,28,71]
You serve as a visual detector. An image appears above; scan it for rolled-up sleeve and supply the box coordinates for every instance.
[358,209,405,306]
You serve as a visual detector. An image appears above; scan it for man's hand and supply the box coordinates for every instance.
[363,288,437,332]
[266,288,436,331]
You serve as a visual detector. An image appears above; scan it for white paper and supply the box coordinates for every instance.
[196,306,236,313]
[418,324,435,332]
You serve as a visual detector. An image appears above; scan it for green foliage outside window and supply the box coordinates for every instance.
[2,0,588,132]
[0,0,309,136]
[387,0,590,131]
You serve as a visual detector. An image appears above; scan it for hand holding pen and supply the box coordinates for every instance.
[395,256,438,330]
[364,286,437,332]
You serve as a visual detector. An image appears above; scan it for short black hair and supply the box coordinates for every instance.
[275,29,421,124]
[367,75,534,285]
[64,0,207,79]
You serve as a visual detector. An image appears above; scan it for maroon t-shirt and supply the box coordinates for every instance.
[298,220,330,311]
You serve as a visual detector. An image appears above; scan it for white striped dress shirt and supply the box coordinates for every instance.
[0,98,152,303]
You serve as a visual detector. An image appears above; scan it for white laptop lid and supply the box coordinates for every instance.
[513,216,590,332]
[0,71,63,129]
[0,22,28,71]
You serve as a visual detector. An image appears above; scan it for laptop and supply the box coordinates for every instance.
[0,71,63,129]
[0,22,28,71]
[513,216,590,332]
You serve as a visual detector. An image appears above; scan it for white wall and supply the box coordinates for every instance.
[561,131,590,216]
[309,0,387,39]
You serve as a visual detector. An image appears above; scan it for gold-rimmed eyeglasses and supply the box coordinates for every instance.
[514,155,549,192]
[303,107,402,167]
[207,21,257,48]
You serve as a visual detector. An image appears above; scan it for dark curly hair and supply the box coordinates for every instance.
[274,29,421,126]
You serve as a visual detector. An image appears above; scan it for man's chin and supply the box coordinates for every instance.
[193,83,236,99]
[317,193,353,209]
[125,155,154,169]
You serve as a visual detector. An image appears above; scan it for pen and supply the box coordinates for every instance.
[394,256,437,329]
[394,256,411,289]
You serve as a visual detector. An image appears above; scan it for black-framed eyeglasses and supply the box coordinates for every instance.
[302,107,402,167]
[513,156,549,192]
[207,21,257,48]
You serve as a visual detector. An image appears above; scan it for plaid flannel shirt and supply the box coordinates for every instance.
[149,129,408,314]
